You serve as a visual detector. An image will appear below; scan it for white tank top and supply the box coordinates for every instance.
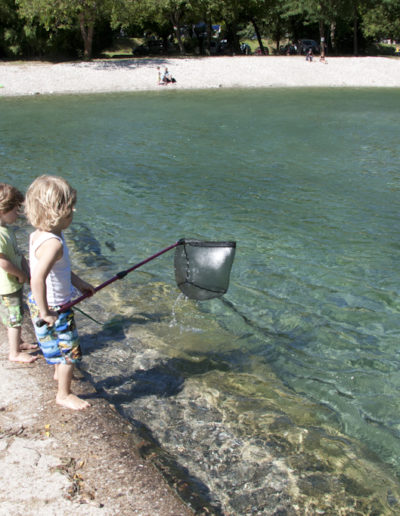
[29,232,72,306]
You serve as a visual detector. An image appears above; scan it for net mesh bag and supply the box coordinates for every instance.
[174,239,236,300]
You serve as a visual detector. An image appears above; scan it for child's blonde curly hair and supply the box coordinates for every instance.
[25,175,77,231]
[0,183,24,213]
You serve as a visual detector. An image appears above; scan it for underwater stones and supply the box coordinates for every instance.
[297,474,331,496]
[67,222,112,267]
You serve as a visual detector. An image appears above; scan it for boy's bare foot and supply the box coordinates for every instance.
[56,393,90,410]
[20,341,39,351]
[9,352,39,363]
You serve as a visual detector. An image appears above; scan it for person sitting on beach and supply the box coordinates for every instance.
[161,67,177,84]
[0,183,38,363]
[25,175,95,410]
[306,48,313,62]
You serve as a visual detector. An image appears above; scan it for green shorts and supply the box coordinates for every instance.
[0,290,23,328]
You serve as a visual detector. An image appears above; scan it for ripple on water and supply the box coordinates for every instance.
[76,285,400,514]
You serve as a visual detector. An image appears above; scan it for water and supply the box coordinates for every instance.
[2,88,400,513]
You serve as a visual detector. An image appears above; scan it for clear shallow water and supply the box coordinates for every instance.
[3,88,400,513]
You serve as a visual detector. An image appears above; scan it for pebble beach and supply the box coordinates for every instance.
[0,318,196,515]
[1,55,400,97]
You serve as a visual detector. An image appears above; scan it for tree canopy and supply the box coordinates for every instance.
[0,0,398,59]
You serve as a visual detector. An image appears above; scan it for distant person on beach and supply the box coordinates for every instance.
[161,67,177,84]
[25,175,95,410]
[0,183,38,363]
[306,48,313,62]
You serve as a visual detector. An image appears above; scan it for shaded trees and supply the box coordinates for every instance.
[0,0,398,59]
[362,0,400,42]
[283,0,346,56]
[17,0,113,59]
[0,0,23,56]
[112,0,188,54]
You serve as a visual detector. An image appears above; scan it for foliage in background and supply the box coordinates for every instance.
[362,0,400,42]
[16,0,114,58]
[0,0,398,59]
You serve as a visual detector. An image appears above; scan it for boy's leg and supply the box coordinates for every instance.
[56,363,90,410]
[2,291,37,361]
[8,326,38,363]
[28,297,87,409]
[54,363,76,381]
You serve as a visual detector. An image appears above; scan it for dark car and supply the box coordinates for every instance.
[298,39,320,55]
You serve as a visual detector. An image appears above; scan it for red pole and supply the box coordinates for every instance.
[36,240,182,327]
[60,241,181,312]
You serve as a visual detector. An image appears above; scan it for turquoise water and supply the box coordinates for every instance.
[2,88,400,513]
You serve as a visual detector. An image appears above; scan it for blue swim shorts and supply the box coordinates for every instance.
[0,289,23,328]
[28,292,82,365]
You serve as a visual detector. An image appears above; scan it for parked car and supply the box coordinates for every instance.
[298,39,320,55]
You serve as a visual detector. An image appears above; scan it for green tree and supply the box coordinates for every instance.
[336,0,374,56]
[16,0,113,59]
[112,0,188,54]
[283,0,344,55]
[362,0,400,42]
[163,0,189,54]
[241,0,288,54]
[0,0,21,56]
[195,0,242,53]
[241,0,268,55]
[188,0,220,54]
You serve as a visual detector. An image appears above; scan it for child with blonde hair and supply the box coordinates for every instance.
[25,175,95,410]
[0,183,38,363]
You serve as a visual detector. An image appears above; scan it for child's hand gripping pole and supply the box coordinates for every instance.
[35,241,182,328]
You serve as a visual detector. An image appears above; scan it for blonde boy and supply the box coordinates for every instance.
[0,183,37,363]
[25,175,95,410]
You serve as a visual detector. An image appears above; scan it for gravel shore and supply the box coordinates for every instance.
[0,316,198,515]
[1,56,400,97]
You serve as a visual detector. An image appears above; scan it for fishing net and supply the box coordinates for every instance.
[174,239,236,300]
[37,238,237,327]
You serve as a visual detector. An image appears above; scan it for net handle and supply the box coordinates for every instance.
[60,239,183,312]
[35,240,183,327]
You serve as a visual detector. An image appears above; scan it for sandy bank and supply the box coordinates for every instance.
[0,317,197,515]
[1,56,400,97]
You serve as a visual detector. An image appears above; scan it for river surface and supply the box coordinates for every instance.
[2,88,400,514]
